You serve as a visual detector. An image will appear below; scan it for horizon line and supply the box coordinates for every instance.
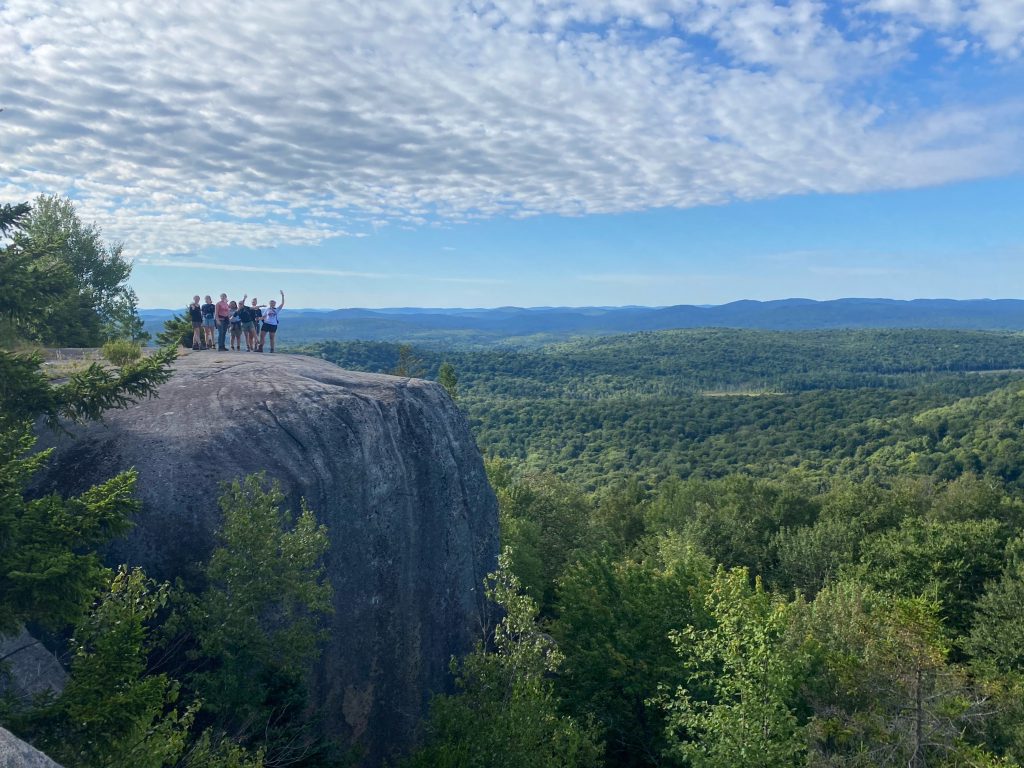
[138,297,1023,312]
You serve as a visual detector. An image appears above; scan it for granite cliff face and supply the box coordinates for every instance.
[33,351,499,764]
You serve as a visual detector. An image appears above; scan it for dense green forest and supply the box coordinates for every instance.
[307,332,1024,767]
[304,330,1024,488]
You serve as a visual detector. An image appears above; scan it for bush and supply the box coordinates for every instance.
[102,339,143,367]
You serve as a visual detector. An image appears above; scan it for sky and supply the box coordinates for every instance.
[2,0,1023,308]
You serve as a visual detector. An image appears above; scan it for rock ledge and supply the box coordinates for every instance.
[34,351,499,764]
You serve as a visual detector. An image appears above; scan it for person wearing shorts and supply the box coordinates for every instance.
[187,295,203,350]
[237,294,255,350]
[201,295,216,349]
[259,290,285,352]
[251,298,265,350]
[228,301,242,350]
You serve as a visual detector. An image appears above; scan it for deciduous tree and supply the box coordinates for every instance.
[404,551,602,768]
[23,194,145,344]
[661,566,808,768]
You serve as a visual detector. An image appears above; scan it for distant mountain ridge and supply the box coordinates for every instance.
[141,298,1024,347]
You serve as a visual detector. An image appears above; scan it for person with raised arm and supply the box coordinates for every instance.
[258,291,285,353]
[250,297,266,350]
[237,293,255,351]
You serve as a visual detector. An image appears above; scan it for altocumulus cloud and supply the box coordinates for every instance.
[1,0,1022,255]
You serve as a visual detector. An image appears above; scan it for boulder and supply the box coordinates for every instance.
[0,627,67,703]
[0,727,62,768]
[33,351,499,764]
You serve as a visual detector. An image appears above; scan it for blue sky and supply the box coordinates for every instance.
[2,0,1023,308]
[130,175,1024,307]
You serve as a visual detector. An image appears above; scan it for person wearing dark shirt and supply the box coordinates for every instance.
[187,295,203,350]
[250,298,265,350]
[237,294,255,351]
[201,295,216,349]
[228,300,242,350]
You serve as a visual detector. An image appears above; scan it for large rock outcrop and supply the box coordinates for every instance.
[33,351,499,764]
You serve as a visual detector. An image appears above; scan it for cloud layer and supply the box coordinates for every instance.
[1,0,1022,255]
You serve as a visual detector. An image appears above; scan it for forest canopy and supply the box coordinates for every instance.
[317,329,1024,767]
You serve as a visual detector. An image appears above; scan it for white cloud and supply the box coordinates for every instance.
[861,0,1024,55]
[0,0,1021,255]
[967,0,1024,55]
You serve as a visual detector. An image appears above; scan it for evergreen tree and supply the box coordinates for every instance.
[156,312,194,348]
[0,200,174,631]
[438,361,459,400]
[187,475,333,764]
[966,545,1024,762]
[967,542,1024,676]
[0,195,174,692]
[855,517,1007,636]
[24,567,198,768]
[0,436,138,634]
[392,343,426,378]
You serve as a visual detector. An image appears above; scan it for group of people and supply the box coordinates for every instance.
[187,291,286,352]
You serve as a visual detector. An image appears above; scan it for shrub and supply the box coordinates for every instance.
[102,339,143,367]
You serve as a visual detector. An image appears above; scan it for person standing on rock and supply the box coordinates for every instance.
[229,300,242,350]
[237,294,255,351]
[258,291,285,352]
[251,298,265,350]
[188,295,204,350]
[201,295,216,349]
[215,292,231,351]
